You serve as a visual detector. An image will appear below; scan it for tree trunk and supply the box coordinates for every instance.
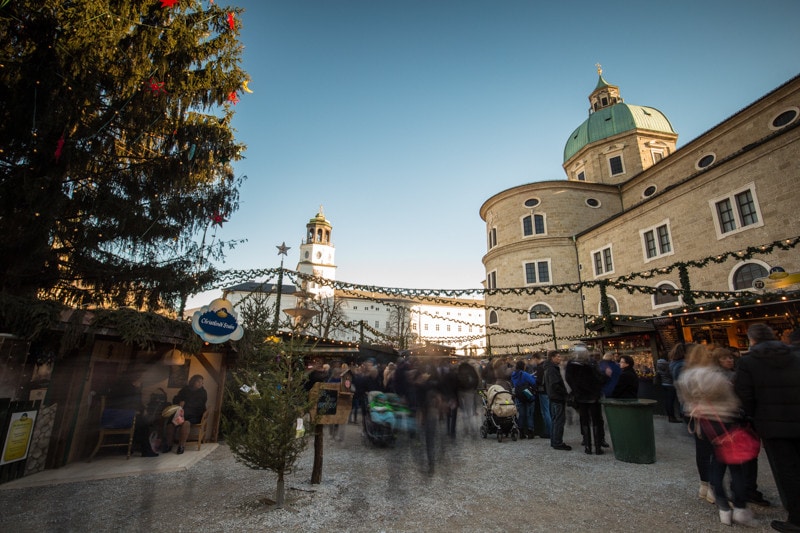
[311,423,324,484]
[275,470,285,507]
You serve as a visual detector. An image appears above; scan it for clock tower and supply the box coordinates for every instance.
[296,206,336,299]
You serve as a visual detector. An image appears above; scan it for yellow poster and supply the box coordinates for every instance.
[1,410,37,465]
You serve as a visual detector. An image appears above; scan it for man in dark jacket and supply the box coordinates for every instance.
[734,323,800,533]
[543,352,571,450]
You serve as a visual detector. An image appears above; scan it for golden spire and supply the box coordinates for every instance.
[595,63,602,76]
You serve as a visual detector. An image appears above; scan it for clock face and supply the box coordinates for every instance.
[316,251,322,259]
[305,251,309,259]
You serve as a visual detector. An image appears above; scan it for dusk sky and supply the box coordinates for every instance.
[189,0,800,306]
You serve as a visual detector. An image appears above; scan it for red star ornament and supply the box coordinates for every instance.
[211,212,227,227]
[160,0,179,7]
[227,91,239,105]
[147,78,167,94]
[227,12,235,30]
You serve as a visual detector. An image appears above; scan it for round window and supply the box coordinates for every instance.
[697,154,715,169]
[585,198,601,208]
[643,185,657,198]
[771,108,798,129]
[524,198,540,208]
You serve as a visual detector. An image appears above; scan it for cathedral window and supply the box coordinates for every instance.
[488,227,497,249]
[696,153,716,169]
[731,262,768,291]
[608,155,624,176]
[640,220,673,261]
[653,282,681,309]
[591,246,614,277]
[524,260,551,285]
[487,271,497,290]
[770,108,798,130]
[522,214,546,236]
[528,303,552,320]
[710,183,762,238]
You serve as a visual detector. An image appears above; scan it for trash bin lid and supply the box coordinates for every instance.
[600,398,657,407]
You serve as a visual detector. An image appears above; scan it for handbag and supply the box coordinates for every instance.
[712,424,760,465]
[161,404,181,418]
[171,406,185,426]
[697,407,760,465]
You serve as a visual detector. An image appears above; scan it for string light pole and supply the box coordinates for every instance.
[272,242,290,332]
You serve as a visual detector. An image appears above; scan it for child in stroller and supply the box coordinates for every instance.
[362,391,414,447]
[479,384,520,442]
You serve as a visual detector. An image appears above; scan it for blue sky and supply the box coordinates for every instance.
[189,0,800,306]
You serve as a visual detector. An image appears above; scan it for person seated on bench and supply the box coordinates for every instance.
[107,369,159,457]
[164,374,207,454]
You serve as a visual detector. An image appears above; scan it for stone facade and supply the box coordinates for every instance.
[481,74,800,352]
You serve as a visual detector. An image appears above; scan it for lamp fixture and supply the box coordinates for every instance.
[162,348,185,366]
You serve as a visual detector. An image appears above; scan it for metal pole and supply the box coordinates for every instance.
[273,242,290,332]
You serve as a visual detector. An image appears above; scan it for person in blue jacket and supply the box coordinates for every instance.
[599,352,620,398]
[510,360,537,439]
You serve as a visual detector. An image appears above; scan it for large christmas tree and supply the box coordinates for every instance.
[0,0,249,312]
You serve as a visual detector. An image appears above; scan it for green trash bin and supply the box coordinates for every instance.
[601,398,657,464]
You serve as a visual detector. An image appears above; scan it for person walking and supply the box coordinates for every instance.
[544,351,571,451]
[656,352,682,423]
[565,345,606,455]
[713,347,770,508]
[669,343,690,418]
[677,344,757,527]
[735,324,800,533]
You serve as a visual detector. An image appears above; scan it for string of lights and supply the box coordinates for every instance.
[208,234,800,352]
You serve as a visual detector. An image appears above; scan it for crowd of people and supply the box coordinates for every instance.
[304,322,800,532]
[673,325,800,531]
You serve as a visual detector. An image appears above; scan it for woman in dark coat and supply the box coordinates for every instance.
[565,346,606,455]
[611,355,639,399]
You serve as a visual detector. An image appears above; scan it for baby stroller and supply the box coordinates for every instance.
[362,391,399,447]
[479,384,520,442]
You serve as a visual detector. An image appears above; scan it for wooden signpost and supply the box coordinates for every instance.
[310,383,352,424]
[309,383,353,484]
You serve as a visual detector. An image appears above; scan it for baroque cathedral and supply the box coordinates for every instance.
[481,68,800,353]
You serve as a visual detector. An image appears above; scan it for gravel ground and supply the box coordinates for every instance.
[0,412,785,532]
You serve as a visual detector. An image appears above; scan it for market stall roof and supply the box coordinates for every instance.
[585,316,655,334]
[644,295,800,325]
[580,327,656,343]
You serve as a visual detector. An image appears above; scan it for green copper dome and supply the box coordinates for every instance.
[564,103,675,163]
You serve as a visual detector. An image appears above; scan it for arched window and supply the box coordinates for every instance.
[653,282,680,308]
[522,214,546,236]
[528,303,552,320]
[488,310,498,324]
[733,263,768,291]
[599,296,619,315]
